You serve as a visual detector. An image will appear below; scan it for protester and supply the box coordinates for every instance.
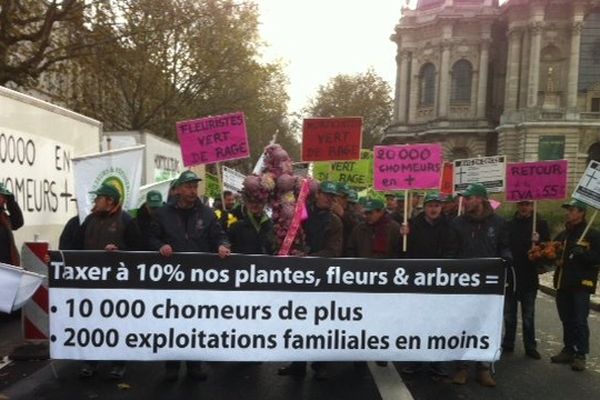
[504,200,550,359]
[442,194,459,220]
[228,190,274,255]
[149,170,231,381]
[74,182,142,379]
[278,181,343,380]
[451,183,511,387]
[0,183,23,265]
[347,198,401,259]
[332,182,362,256]
[550,199,600,372]
[401,192,457,376]
[389,193,406,225]
[384,192,397,214]
[59,200,80,251]
[409,192,423,219]
[134,190,164,249]
[215,190,239,231]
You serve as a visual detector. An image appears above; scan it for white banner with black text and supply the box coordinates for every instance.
[48,251,506,362]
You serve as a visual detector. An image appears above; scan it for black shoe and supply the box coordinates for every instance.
[277,365,306,377]
[187,367,207,381]
[376,361,388,367]
[525,349,541,360]
[108,364,126,380]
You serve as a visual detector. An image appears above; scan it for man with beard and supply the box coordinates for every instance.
[550,199,600,372]
[75,183,142,379]
[504,200,550,359]
[451,183,511,387]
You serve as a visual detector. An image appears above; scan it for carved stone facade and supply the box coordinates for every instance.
[385,0,600,185]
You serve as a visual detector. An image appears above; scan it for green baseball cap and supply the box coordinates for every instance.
[460,183,488,198]
[363,198,385,212]
[0,183,12,197]
[319,181,338,195]
[177,170,202,186]
[90,183,121,202]
[561,199,588,211]
[442,194,457,202]
[347,189,358,203]
[146,190,163,208]
[423,192,443,204]
[336,182,352,197]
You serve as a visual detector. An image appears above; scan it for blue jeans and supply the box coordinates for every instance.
[556,290,591,356]
[503,289,537,351]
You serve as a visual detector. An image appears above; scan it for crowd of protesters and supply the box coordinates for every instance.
[0,168,593,387]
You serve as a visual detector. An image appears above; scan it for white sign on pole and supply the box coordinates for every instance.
[453,156,506,193]
[222,166,245,194]
[0,127,76,225]
[72,146,144,222]
[573,160,600,209]
[0,263,44,313]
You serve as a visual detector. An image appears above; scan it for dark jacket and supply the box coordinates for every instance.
[0,198,24,265]
[228,208,275,255]
[303,204,343,257]
[406,213,458,258]
[451,201,512,261]
[341,208,363,256]
[59,215,81,250]
[554,221,600,293]
[76,209,142,251]
[135,203,158,250]
[508,212,550,293]
[149,198,229,252]
[347,213,402,258]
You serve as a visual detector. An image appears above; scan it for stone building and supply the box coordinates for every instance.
[385,0,600,183]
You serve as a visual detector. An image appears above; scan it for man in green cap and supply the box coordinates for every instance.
[75,182,142,379]
[331,182,363,256]
[389,193,406,225]
[347,197,401,258]
[0,183,23,266]
[550,199,600,371]
[451,183,511,387]
[278,180,343,380]
[149,170,231,381]
[134,190,164,249]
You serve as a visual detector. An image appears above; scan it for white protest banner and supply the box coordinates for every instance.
[48,251,505,362]
[453,155,506,193]
[222,166,245,194]
[0,263,44,313]
[72,146,144,222]
[0,127,76,225]
[573,160,600,209]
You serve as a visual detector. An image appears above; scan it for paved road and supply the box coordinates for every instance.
[1,292,599,400]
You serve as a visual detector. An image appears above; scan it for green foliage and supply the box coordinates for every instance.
[303,68,393,149]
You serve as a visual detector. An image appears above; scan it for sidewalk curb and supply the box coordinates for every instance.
[539,284,600,312]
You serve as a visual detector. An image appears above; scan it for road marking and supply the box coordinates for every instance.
[369,362,414,400]
[0,356,12,371]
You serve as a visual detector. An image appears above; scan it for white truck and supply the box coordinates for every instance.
[0,86,101,250]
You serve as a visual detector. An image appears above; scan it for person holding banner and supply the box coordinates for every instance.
[228,185,274,255]
[75,182,142,379]
[0,183,24,266]
[451,183,511,387]
[442,195,459,220]
[551,199,600,372]
[332,183,362,256]
[389,193,406,225]
[149,170,231,381]
[504,201,550,359]
[215,190,239,232]
[278,181,343,380]
[134,190,164,250]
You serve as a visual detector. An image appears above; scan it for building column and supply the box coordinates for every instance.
[408,53,419,124]
[438,40,451,118]
[567,21,583,109]
[527,22,543,108]
[504,28,522,110]
[477,39,490,119]
[395,50,410,123]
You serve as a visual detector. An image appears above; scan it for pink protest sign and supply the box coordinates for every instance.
[176,112,249,166]
[506,160,568,201]
[374,144,442,190]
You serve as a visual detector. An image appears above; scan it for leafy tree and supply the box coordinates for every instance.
[304,68,393,149]
[0,0,88,86]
